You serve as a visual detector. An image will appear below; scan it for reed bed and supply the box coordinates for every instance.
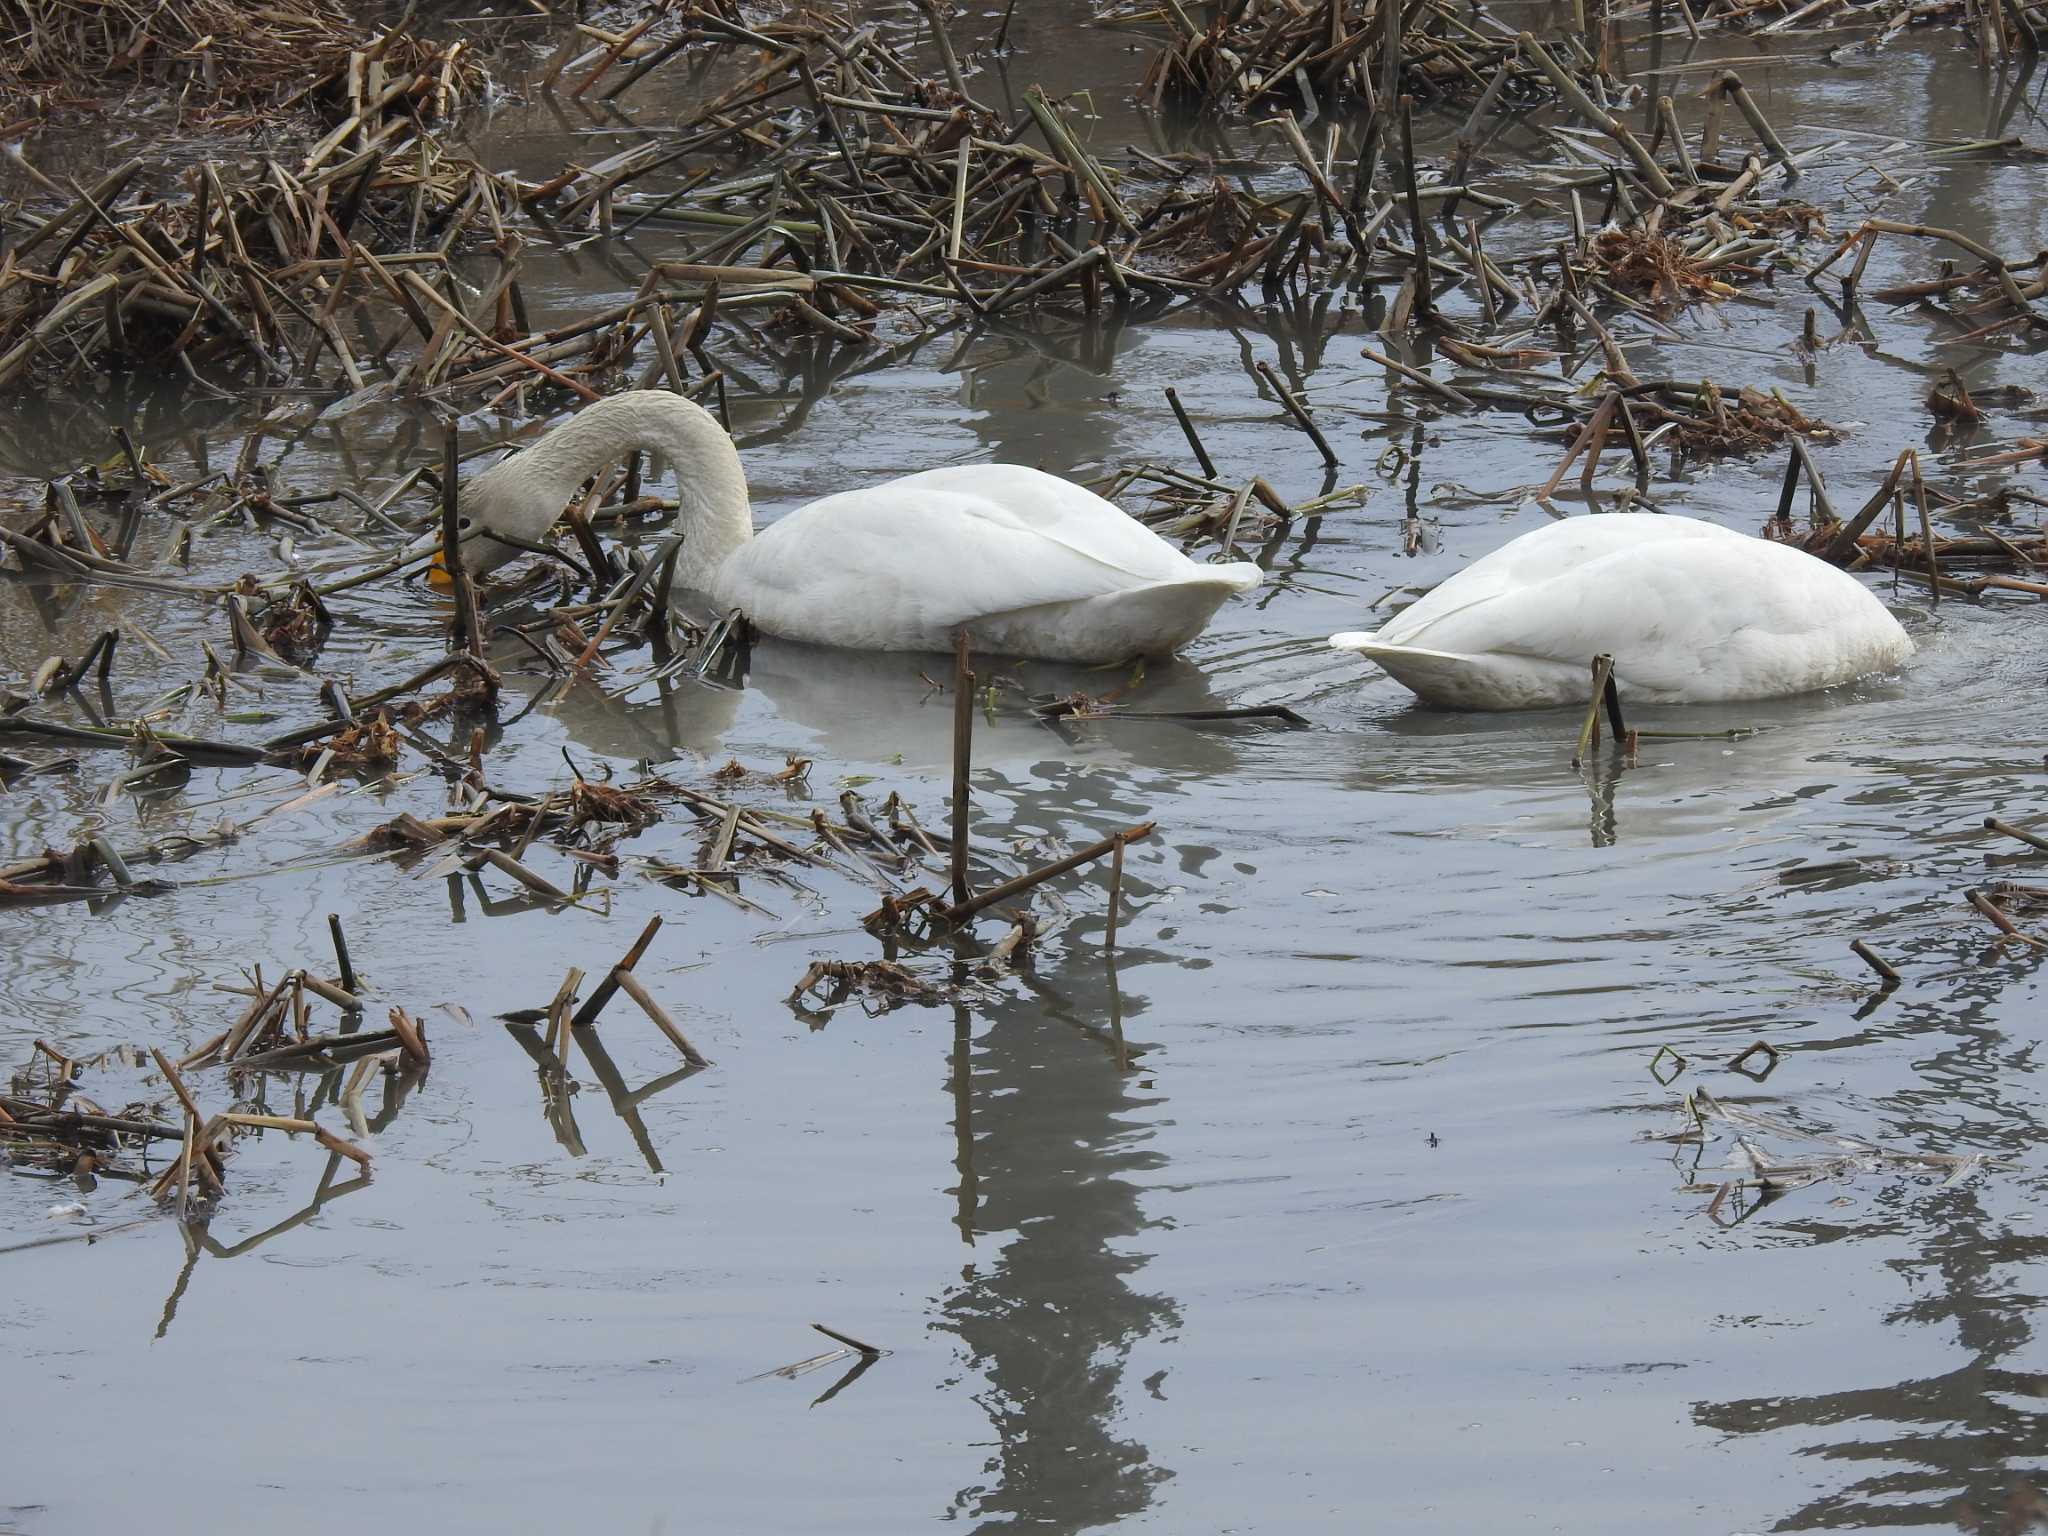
[0,0,485,123]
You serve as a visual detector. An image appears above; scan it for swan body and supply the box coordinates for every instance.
[449,391,1259,663]
[1329,514,1914,709]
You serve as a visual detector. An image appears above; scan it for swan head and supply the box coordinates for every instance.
[413,391,753,590]
[452,460,560,580]
[410,457,569,588]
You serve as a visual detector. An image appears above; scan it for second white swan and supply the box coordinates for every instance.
[436,391,1260,663]
[1329,513,1914,709]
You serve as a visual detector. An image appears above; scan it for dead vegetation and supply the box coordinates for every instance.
[0,0,484,125]
[0,7,503,396]
[1107,0,1615,115]
[1658,1086,1998,1227]
[0,933,390,1221]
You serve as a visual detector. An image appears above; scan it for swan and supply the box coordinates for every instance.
[1329,513,1914,709]
[427,390,1260,663]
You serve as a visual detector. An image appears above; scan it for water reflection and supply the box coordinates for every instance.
[939,954,1176,1530]
[503,1017,703,1173]
[156,1056,419,1337]
[522,632,1255,777]
[1690,974,2048,1529]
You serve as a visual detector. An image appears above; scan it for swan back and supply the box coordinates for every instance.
[1334,514,1913,706]
[711,463,1258,655]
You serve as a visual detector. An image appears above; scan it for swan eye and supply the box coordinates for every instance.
[458,517,473,530]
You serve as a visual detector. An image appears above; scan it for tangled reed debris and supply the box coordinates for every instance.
[1664,1087,1998,1227]
[0,1,484,125]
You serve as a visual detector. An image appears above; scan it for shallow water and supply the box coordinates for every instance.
[3,6,2048,1533]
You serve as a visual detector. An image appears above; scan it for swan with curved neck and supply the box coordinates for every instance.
[443,391,1260,663]
[1330,513,1914,709]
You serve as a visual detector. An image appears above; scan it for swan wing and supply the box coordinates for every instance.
[715,464,1258,649]
[1378,514,1735,646]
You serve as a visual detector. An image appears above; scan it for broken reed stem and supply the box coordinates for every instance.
[1715,73,1794,172]
[1602,663,1626,741]
[950,629,974,906]
[1571,654,1618,767]
[150,1047,207,1130]
[1850,938,1902,986]
[327,912,357,994]
[944,823,1155,927]
[811,1323,882,1357]
[610,967,710,1068]
[1397,97,1435,324]
[1255,361,1339,466]
[1357,343,1477,410]
[1967,888,2048,947]
[388,1007,431,1066]
[220,1112,373,1166]
[1910,454,1940,609]
[1518,34,1674,197]
[571,915,664,1028]
[1165,386,1218,478]
[480,847,574,904]
[1106,837,1125,955]
[1985,817,2048,853]
[441,425,483,658]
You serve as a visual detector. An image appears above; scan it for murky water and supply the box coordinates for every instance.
[4,6,2047,1532]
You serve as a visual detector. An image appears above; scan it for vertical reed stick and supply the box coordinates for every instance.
[1910,452,1940,607]
[1105,837,1124,954]
[328,912,356,993]
[1572,654,1616,766]
[1165,386,1217,478]
[1397,96,1434,322]
[950,628,975,906]
[441,424,482,658]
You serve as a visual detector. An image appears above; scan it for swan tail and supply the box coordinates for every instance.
[967,567,1258,660]
[1200,561,1264,594]
[1328,635,1473,681]
[1328,633,1513,709]
[1330,634,1598,710]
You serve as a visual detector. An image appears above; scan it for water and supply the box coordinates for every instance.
[3,6,2047,1532]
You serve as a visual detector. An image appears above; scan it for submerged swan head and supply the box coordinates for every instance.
[446,392,755,587]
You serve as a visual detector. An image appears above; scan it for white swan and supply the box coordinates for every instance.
[433,390,1260,663]
[1329,513,1914,709]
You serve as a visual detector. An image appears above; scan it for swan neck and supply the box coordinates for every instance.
[645,401,753,593]
[512,392,752,591]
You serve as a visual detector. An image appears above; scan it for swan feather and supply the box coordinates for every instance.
[1332,514,1913,708]
[713,463,1260,655]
